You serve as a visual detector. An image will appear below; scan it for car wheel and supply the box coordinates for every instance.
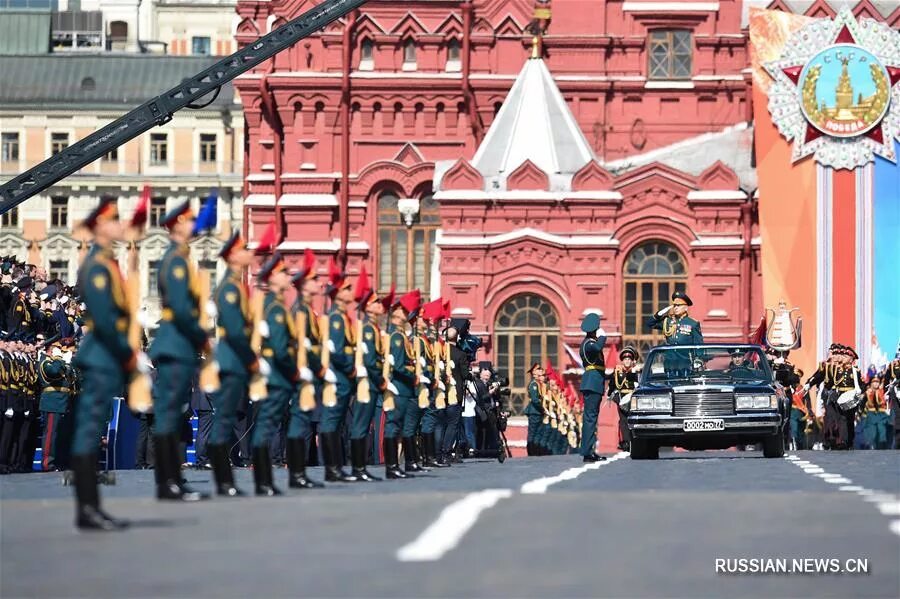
[762,432,785,458]
[630,438,658,460]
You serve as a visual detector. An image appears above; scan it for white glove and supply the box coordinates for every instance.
[304,338,312,350]
[206,300,218,322]
[4,408,12,418]
[418,356,427,368]
[419,375,431,385]
[438,381,446,391]
[388,354,395,367]
[327,340,336,354]
[62,351,73,364]
[803,383,810,393]
[24,411,30,417]
[137,309,153,329]
[387,382,399,395]
[356,365,368,378]
[438,360,445,371]
[657,305,673,317]
[257,320,270,338]
[257,359,271,378]
[136,352,152,375]
[325,369,337,384]
[361,343,368,355]
[299,367,313,382]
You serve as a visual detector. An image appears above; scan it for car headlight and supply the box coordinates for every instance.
[634,393,671,412]
[736,394,777,410]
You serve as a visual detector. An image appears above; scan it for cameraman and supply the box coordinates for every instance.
[474,366,501,453]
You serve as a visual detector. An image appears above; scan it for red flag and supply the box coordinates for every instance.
[131,184,151,229]
[750,315,767,346]
[255,219,279,255]
[605,342,619,371]
[442,299,451,319]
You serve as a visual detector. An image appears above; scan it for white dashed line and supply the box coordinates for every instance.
[520,452,628,495]
[785,454,900,537]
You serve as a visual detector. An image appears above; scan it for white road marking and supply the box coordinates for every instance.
[785,453,900,538]
[520,452,628,495]
[396,489,512,562]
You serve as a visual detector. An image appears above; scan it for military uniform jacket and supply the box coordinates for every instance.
[417,335,436,397]
[73,244,136,373]
[6,293,31,337]
[579,335,606,393]
[646,311,704,345]
[525,380,542,416]
[148,241,206,362]
[39,355,70,413]
[293,301,324,378]
[806,363,865,392]
[328,308,355,396]
[214,268,256,377]
[389,325,416,397]
[362,318,385,391]
[261,291,297,390]
[608,366,638,394]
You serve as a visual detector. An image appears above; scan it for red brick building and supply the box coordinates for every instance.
[233,0,896,412]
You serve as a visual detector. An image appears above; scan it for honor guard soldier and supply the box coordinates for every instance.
[804,344,864,450]
[39,336,72,471]
[578,312,606,462]
[208,231,266,497]
[253,252,294,495]
[384,291,420,479]
[525,363,545,456]
[287,250,326,489]
[419,300,449,469]
[405,299,432,473]
[70,196,145,530]
[347,266,383,482]
[319,261,357,482]
[861,375,889,449]
[148,200,209,502]
[609,346,639,452]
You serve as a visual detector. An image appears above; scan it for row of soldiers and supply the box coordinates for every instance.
[524,364,582,456]
[1,258,82,342]
[70,195,473,531]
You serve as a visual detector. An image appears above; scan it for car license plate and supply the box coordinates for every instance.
[683,418,725,432]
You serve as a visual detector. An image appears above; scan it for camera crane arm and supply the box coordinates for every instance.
[0,0,371,214]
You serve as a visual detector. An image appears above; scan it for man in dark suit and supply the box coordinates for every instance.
[474,364,501,453]
[443,322,469,463]
[579,312,606,463]
[191,371,213,470]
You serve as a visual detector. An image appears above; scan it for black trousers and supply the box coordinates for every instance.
[194,410,213,465]
[0,413,22,470]
[135,414,155,468]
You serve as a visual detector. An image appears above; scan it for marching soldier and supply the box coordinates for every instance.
[578,312,606,463]
[804,344,864,450]
[525,363,544,456]
[148,201,209,502]
[70,196,143,530]
[385,291,419,479]
[861,375,889,449]
[207,231,266,497]
[608,346,639,452]
[419,303,449,468]
[347,268,383,481]
[39,337,71,471]
[286,249,325,489]
[405,303,432,473]
[319,263,357,482]
[253,252,294,495]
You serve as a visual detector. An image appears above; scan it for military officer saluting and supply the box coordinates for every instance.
[646,291,703,376]
[148,200,208,502]
[208,231,268,497]
[71,196,148,530]
[579,312,606,463]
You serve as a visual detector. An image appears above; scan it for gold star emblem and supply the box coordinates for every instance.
[92,274,107,289]
[173,266,186,280]
[332,321,340,330]
[225,291,237,304]
[275,314,284,323]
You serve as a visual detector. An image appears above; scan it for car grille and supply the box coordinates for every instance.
[673,392,734,417]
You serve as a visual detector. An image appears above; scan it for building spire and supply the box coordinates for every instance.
[528,0,552,60]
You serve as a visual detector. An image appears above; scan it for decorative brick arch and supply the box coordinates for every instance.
[614,216,696,268]
[572,160,614,191]
[487,278,569,333]
[440,159,484,191]
[356,160,434,197]
[697,160,740,191]
[507,159,549,191]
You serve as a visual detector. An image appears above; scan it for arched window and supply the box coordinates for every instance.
[402,38,417,70]
[359,38,374,70]
[446,38,461,72]
[495,293,559,415]
[623,241,687,356]
[377,188,439,297]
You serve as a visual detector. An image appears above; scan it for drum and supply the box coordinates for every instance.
[836,390,864,414]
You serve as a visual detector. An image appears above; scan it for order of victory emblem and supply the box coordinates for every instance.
[764,9,900,169]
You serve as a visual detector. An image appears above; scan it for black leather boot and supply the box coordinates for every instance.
[384,436,408,479]
[252,446,282,496]
[350,438,380,482]
[154,434,183,500]
[324,432,357,482]
[423,433,449,468]
[72,453,128,531]
[403,436,427,473]
[287,438,323,489]
[164,434,208,501]
[210,444,244,497]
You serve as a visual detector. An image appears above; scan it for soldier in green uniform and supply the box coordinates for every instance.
[405,306,432,473]
[39,336,71,471]
[71,196,144,530]
[418,302,449,468]
[579,312,606,462]
[287,250,326,489]
[646,291,703,376]
[525,363,544,456]
[253,252,295,495]
[319,265,357,483]
[148,201,208,502]
[608,346,639,452]
[384,291,419,479]
[208,231,266,497]
[347,268,383,482]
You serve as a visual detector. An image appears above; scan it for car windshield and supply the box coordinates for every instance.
[641,345,773,385]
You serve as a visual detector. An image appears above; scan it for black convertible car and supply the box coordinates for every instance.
[626,344,788,460]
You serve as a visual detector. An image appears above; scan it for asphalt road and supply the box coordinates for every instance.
[2,450,898,598]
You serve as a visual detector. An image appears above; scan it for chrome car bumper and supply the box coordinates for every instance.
[628,413,781,437]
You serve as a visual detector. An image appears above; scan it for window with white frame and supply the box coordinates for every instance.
[149,196,167,228]
[199,133,217,163]
[50,196,69,229]
[48,259,69,283]
[2,132,19,162]
[51,132,69,156]
[150,133,168,165]
[402,38,416,70]
[446,38,461,72]
[359,38,374,70]
[1,206,18,229]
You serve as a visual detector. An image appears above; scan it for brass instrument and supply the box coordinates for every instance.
[196,269,221,394]
[125,242,152,413]
[355,316,370,404]
[446,341,458,405]
[248,289,267,402]
[381,331,395,411]
[319,314,337,408]
[295,310,316,412]
[415,333,429,409]
[433,338,446,409]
